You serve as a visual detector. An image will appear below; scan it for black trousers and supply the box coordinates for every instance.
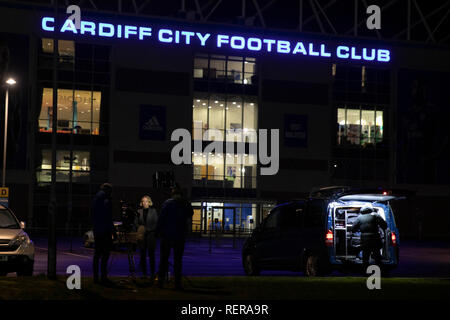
[361,235,383,270]
[93,233,112,281]
[158,238,186,287]
[139,232,157,276]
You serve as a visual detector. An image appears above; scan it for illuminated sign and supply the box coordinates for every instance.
[41,16,391,62]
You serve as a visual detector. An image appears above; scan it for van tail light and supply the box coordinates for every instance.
[325,230,334,246]
[391,232,397,246]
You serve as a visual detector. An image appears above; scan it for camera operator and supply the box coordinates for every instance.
[92,183,117,286]
[156,185,193,290]
[135,195,159,281]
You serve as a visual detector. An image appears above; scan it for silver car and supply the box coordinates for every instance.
[0,205,35,276]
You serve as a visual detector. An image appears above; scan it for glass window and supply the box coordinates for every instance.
[264,209,279,229]
[280,204,303,229]
[337,107,383,147]
[37,149,90,184]
[193,96,208,140]
[194,57,208,79]
[192,152,207,180]
[243,99,258,133]
[226,97,242,142]
[346,109,360,145]
[194,54,256,85]
[210,58,226,79]
[39,88,101,135]
[361,109,375,146]
[304,200,325,227]
[225,153,241,188]
[227,60,243,84]
[376,110,383,144]
[208,99,225,133]
[42,38,75,57]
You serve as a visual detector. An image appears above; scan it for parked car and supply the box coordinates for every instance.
[0,206,35,276]
[83,221,137,251]
[242,193,400,276]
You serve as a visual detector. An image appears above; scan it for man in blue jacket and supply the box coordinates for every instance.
[156,185,193,290]
[92,183,117,285]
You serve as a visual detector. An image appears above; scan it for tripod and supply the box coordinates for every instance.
[118,227,137,279]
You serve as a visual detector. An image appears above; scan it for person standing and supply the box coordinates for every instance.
[156,186,193,290]
[135,195,158,281]
[92,183,117,285]
[350,204,387,272]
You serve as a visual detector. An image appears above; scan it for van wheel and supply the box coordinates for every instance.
[305,256,320,277]
[243,254,260,276]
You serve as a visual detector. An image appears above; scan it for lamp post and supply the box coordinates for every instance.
[3,77,16,187]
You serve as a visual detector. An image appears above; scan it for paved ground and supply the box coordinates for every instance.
[21,236,450,278]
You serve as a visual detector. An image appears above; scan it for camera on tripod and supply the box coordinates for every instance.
[120,200,138,232]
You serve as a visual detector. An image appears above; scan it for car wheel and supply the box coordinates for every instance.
[243,253,260,276]
[17,260,34,277]
[305,255,320,277]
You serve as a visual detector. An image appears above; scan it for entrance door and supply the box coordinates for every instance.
[192,206,202,233]
[201,206,240,234]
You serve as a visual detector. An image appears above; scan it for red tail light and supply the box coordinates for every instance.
[391,232,397,246]
[325,230,333,246]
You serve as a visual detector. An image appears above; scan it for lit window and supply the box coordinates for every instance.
[42,38,75,61]
[39,88,101,135]
[337,107,383,147]
[37,150,90,185]
[193,94,257,142]
[194,54,256,85]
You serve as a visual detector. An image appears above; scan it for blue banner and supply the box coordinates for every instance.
[284,114,308,148]
[139,105,166,140]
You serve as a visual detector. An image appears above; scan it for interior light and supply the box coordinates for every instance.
[232,102,236,104]
[196,99,200,102]
[237,105,241,108]
[214,100,218,103]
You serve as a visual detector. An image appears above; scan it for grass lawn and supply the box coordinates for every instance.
[0,276,449,300]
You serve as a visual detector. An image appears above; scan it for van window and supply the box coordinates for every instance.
[280,203,304,229]
[264,208,279,229]
[304,200,325,227]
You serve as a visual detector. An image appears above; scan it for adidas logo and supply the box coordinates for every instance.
[143,116,162,131]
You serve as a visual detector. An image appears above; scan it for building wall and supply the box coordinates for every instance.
[0,5,450,237]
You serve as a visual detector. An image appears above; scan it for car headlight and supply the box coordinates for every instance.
[11,234,28,247]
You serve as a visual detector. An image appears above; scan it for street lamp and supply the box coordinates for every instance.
[3,77,16,187]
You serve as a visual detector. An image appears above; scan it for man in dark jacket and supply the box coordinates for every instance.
[135,195,158,280]
[92,183,116,285]
[156,186,193,290]
[350,204,387,271]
